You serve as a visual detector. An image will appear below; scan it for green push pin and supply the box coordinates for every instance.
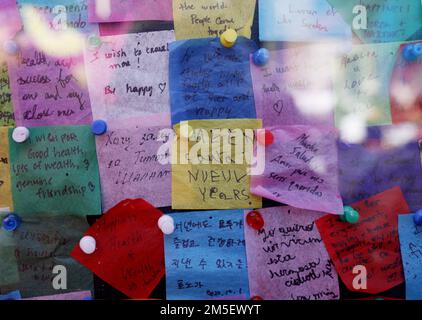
[88,34,102,50]
[340,206,360,224]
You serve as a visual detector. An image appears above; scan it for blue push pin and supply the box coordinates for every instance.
[403,43,422,61]
[2,214,22,231]
[91,119,107,135]
[3,39,19,56]
[413,43,422,58]
[413,209,422,226]
[253,48,270,66]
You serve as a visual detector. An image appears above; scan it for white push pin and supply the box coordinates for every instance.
[12,127,30,143]
[79,235,96,254]
[158,215,175,235]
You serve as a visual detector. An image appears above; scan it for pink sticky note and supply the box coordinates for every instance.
[251,125,343,215]
[245,206,339,300]
[0,0,22,43]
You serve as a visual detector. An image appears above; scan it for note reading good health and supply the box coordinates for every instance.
[71,199,165,299]
[85,31,175,122]
[169,37,257,125]
[96,120,172,211]
[0,62,14,126]
[316,187,410,294]
[173,0,256,40]
[245,206,339,300]
[250,46,335,127]
[398,214,422,300]
[164,210,250,300]
[8,125,101,216]
[259,0,351,42]
[251,126,343,215]
[0,128,13,211]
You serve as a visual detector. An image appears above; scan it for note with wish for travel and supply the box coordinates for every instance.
[334,42,401,127]
[172,119,262,210]
[0,128,13,211]
[316,187,410,294]
[8,125,101,216]
[251,125,343,215]
[0,214,93,298]
[169,37,257,125]
[245,206,339,300]
[95,117,172,211]
[173,0,256,40]
[71,199,165,299]
[88,0,173,23]
[84,31,175,123]
[7,45,93,127]
[398,214,422,300]
[0,61,15,127]
[328,0,422,43]
[164,210,250,300]
[250,46,336,127]
[259,0,352,42]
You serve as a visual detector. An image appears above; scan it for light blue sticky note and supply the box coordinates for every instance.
[164,210,250,300]
[0,290,21,300]
[259,0,352,42]
[398,214,422,300]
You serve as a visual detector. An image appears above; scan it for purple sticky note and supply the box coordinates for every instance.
[245,206,339,300]
[250,46,335,127]
[7,45,93,127]
[251,125,343,215]
[96,117,172,211]
[0,0,22,42]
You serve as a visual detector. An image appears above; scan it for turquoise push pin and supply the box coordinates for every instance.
[340,206,360,224]
[91,119,107,135]
[413,209,422,226]
[253,48,270,66]
[87,34,102,50]
[2,214,22,231]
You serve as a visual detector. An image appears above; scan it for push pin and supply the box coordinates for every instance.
[220,29,237,48]
[253,48,270,66]
[158,215,175,235]
[87,34,102,50]
[2,213,22,231]
[257,129,274,146]
[91,119,107,135]
[413,209,422,226]
[340,206,359,224]
[246,210,264,230]
[3,39,19,55]
[12,127,30,143]
[79,235,96,254]
[403,43,422,61]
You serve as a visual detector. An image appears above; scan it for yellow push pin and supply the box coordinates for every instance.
[220,29,238,48]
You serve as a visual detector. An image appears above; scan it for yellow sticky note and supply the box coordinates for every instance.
[172,119,262,209]
[0,127,13,210]
[173,0,256,40]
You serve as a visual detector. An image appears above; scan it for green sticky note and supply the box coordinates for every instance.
[0,62,14,127]
[9,125,101,216]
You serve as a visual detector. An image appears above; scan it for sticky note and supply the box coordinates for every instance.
[0,214,93,298]
[338,126,422,212]
[259,0,351,42]
[9,125,101,216]
[245,206,340,300]
[398,214,422,300]
[173,0,256,40]
[88,0,173,23]
[335,42,401,127]
[328,0,422,43]
[71,199,165,299]
[172,119,262,210]
[390,41,422,124]
[164,210,250,300]
[0,128,13,211]
[169,37,257,125]
[0,0,22,43]
[84,31,175,123]
[251,125,343,215]
[24,290,91,300]
[316,187,410,294]
[96,119,172,211]
[250,46,335,127]
[0,62,14,127]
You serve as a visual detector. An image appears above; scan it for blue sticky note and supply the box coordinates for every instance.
[169,37,257,125]
[0,290,21,300]
[259,0,352,42]
[398,214,422,300]
[164,210,250,300]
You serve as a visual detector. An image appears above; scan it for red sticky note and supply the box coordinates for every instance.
[316,187,410,294]
[71,199,165,299]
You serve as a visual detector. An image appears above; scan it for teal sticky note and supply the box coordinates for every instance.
[398,214,422,300]
[9,125,101,216]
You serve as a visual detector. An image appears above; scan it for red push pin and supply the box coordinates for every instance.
[257,129,274,146]
[246,210,264,230]
[251,295,263,300]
